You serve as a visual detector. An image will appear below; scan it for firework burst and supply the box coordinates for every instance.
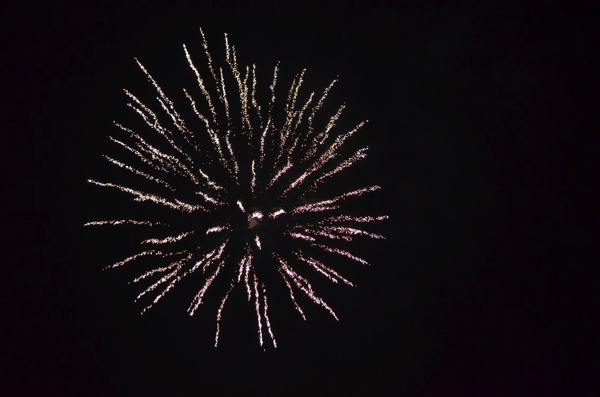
[87,28,387,347]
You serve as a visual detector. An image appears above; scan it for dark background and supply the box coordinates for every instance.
[3,1,593,395]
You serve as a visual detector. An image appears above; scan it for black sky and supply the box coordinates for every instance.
[3,1,593,395]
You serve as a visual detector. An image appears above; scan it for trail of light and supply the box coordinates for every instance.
[308,103,345,159]
[301,227,352,241]
[202,240,228,272]
[206,225,228,234]
[88,180,205,213]
[131,261,180,283]
[290,205,339,215]
[321,215,389,223]
[275,254,338,320]
[124,83,198,181]
[266,161,291,190]
[183,43,218,124]
[291,185,380,214]
[312,243,369,266]
[136,252,192,304]
[262,283,277,347]
[198,168,226,192]
[183,89,230,172]
[141,252,198,314]
[258,62,279,166]
[195,190,224,206]
[255,235,262,250]
[198,28,221,102]
[217,63,239,182]
[105,249,170,270]
[236,246,251,284]
[131,60,190,143]
[84,220,167,227]
[188,260,224,315]
[111,120,197,183]
[225,34,251,134]
[284,92,315,161]
[244,253,252,300]
[280,269,306,320]
[187,240,223,278]
[103,155,175,190]
[237,200,245,212]
[305,78,338,144]
[269,209,285,218]
[295,251,354,286]
[309,147,368,191]
[324,226,385,240]
[266,62,279,130]
[279,69,306,156]
[295,224,384,242]
[283,122,368,196]
[251,160,256,194]
[259,119,271,166]
[141,231,194,245]
[109,130,184,179]
[250,64,263,126]
[215,283,234,347]
[289,232,316,242]
[253,272,263,346]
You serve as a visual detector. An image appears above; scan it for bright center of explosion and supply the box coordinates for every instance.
[248,211,263,229]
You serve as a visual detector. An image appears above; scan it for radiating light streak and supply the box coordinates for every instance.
[206,225,228,234]
[276,255,339,321]
[269,209,285,218]
[253,272,263,346]
[237,200,245,212]
[88,180,204,213]
[84,219,167,227]
[215,283,234,347]
[254,235,262,250]
[262,283,277,348]
[141,231,194,245]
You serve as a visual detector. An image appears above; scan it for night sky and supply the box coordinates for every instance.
[4,1,592,396]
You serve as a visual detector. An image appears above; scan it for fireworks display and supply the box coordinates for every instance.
[87,28,387,347]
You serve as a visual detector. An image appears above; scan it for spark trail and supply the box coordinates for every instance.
[87,28,387,347]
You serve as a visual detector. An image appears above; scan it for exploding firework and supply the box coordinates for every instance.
[87,28,387,347]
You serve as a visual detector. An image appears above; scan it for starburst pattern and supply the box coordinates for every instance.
[87,28,387,347]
